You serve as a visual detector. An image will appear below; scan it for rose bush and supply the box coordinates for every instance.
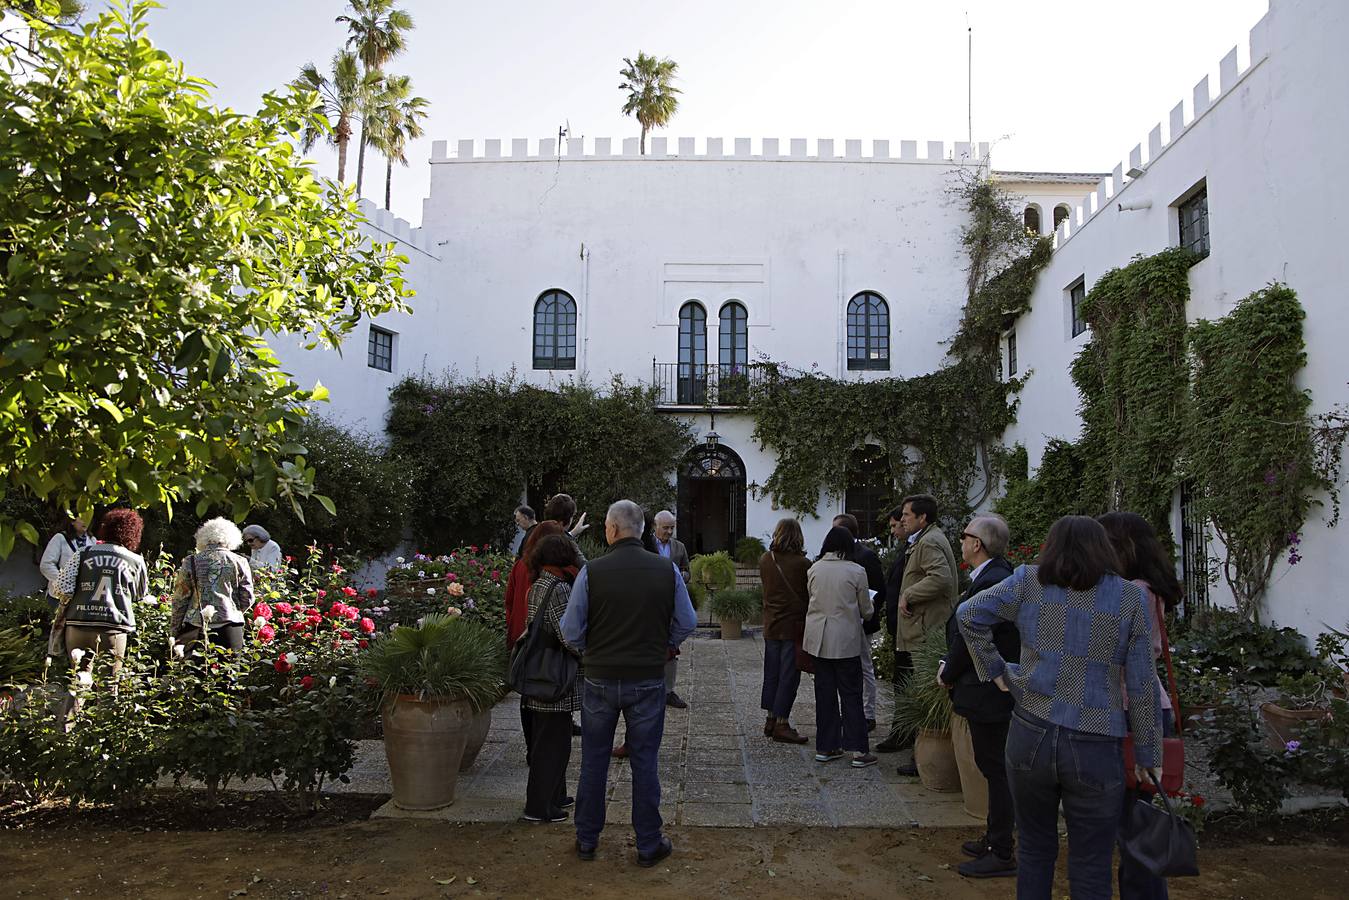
[383,546,510,638]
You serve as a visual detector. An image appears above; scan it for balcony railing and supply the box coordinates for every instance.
[652,361,767,407]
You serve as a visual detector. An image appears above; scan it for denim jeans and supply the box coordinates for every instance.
[812,655,867,753]
[1006,709,1125,900]
[576,676,667,856]
[760,638,801,719]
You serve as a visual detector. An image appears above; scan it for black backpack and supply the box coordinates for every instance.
[508,580,579,703]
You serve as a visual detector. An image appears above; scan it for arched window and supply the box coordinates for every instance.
[677,301,707,404]
[1053,204,1071,229]
[1023,204,1042,234]
[846,291,889,371]
[718,302,748,370]
[532,290,576,370]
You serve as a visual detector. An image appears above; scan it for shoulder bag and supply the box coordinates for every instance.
[508,581,579,703]
[1123,595,1185,794]
[771,552,815,675]
[46,546,87,658]
[1120,772,1200,877]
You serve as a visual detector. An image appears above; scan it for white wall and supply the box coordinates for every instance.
[1003,0,1349,637]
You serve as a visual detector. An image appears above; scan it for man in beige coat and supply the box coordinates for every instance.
[879,494,959,763]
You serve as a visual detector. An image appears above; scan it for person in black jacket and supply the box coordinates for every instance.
[939,514,1018,879]
[876,508,914,753]
[832,514,884,731]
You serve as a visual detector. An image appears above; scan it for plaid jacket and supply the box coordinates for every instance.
[957,565,1162,767]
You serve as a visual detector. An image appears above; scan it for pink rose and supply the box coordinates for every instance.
[316,589,327,600]
[274,602,294,615]
[359,617,376,634]
[254,602,273,620]
[343,606,359,622]
[258,624,277,643]
[446,572,458,582]
[342,586,357,597]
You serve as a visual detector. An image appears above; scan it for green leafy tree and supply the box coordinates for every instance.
[618,52,680,155]
[336,0,414,194]
[366,73,429,211]
[294,50,381,185]
[0,1,413,557]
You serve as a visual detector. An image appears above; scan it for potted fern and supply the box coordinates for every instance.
[690,551,737,624]
[893,626,961,792]
[360,614,506,810]
[710,588,760,640]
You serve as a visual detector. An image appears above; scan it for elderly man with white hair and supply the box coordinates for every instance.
[241,524,284,572]
[562,500,697,867]
[651,510,691,709]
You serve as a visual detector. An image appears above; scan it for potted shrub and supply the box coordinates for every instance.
[710,588,760,640]
[1260,672,1333,752]
[734,536,767,567]
[690,551,736,623]
[894,627,961,793]
[360,614,506,810]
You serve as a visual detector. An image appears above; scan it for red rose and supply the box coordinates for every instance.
[446,572,458,582]
[274,656,292,674]
[343,606,359,622]
[300,675,315,690]
[258,624,277,643]
[316,589,327,599]
[274,602,294,615]
[285,555,294,563]
[254,602,273,620]
[491,570,500,579]
[307,613,322,626]
[340,630,354,640]
[365,588,378,598]
[342,586,358,597]
[358,639,369,649]
[289,621,308,633]
[1192,795,1205,807]
[469,545,479,552]
[359,617,376,634]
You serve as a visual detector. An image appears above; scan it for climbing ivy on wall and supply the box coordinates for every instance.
[386,375,693,550]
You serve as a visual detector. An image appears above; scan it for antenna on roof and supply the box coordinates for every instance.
[966,12,973,151]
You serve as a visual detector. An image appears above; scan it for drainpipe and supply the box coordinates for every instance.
[580,242,591,372]
[836,250,846,378]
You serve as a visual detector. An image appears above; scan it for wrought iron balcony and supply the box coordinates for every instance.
[652,361,766,407]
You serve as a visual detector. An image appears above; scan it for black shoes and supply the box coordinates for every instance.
[961,838,989,858]
[895,761,918,777]
[958,852,1016,878]
[575,840,597,861]
[866,718,877,733]
[520,809,568,823]
[636,836,674,868]
[875,734,912,753]
[558,795,575,809]
[666,692,688,709]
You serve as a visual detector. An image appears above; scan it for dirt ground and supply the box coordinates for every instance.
[1,793,1345,899]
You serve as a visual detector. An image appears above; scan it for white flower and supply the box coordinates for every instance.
[201,604,217,622]
[329,676,337,688]
[417,570,426,578]
[284,652,298,665]
[76,671,94,687]
[395,557,405,564]
[69,648,86,664]
[426,587,436,595]
[254,616,267,629]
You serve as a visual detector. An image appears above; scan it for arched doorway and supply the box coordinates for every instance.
[676,443,747,555]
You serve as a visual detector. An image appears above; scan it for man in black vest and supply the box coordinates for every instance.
[561,500,697,867]
[940,514,1018,878]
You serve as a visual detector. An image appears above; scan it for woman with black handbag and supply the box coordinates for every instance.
[518,533,583,823]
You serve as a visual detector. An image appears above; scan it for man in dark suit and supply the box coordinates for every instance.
[652,510,691,708]
[940,514,1018,879]
[876,507,913,752]
[832,514,885,731]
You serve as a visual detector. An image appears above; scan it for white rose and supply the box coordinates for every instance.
[395,557,405,564]
[69,648,86,664]
[254,616,267,629]
[329,676,337,688]
[201,604,217,622]
[426,587,436,595]
[284,652,298,665]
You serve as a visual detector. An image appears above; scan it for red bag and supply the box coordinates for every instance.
[1124,595,1184,795]
[794,624,815,675]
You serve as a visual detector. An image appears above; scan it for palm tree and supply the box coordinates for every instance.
[336,0,414,195]
[618,52,681,155]
[367,74,429,210]
[294,50,380,185]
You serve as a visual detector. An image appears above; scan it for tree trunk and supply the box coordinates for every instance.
[336,135,349,184]
[356,124,368,194]
[640,124,647,156]
[385,156,393,210]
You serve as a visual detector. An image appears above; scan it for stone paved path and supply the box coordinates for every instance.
[363,632,978,828]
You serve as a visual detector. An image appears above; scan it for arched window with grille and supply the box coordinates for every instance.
[1053,204,1071,229]
[678,301,707,404]
[846,291,889,371]
[1023,204,1042,234]
[719,301,749,404]
[532,290,577,370]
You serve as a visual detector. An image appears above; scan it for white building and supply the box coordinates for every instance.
[279,1,1348,638]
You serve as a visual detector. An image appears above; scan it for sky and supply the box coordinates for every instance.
[114,0,1271,226]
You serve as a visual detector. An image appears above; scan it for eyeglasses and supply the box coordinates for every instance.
[961,532,981,542]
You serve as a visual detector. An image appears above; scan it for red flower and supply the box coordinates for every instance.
[274,656,293,674]
[340,630,354,640]
[358,639,369,649]
[316,589,327,599]
[329,601,346,617]
[359,617,376,634]
[300,675,315,690]
[274,602,294,615]
[285,555,294,563]
[289,621,309,633]
[365,588,378,598]
[254,602,273,620]
[491,570,500,580]
[446,572,458,582]
[342,606,359,622]
[342,586,358,597]
[307,612,322,626]
[1192,795,1205,807]
[469,545,479,552]
[332,563,345,574]
[258,624,277,643]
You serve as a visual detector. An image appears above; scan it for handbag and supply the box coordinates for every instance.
[771,553,815,674]
[46,546,87,658]
[1120,774,1200,877]
[508,581,579,703]
[1124,594,1185,794]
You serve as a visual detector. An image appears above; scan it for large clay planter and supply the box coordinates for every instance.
[382,694,474,810]
[720,619,743,640]
[914,727,962,793]
[1260,702,1330,752]
[458,705,494,772]
[950,714,988,820]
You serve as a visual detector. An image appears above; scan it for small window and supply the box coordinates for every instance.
[846,291,890,371]
[533,290,577,370]
[1053,204,1071,229]
[1069,279,1087,338]
[1023,205,1041,235]
[1177,185,1210,260]
[1007,330,1018,377]
[368,325,394,371]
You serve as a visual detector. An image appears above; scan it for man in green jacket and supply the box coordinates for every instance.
[878,494,959,763]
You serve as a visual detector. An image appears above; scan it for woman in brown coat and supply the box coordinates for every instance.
[758,518,811,744]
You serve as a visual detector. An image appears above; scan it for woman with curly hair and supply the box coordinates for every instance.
[170,517,255,652]
[54,508,150,681]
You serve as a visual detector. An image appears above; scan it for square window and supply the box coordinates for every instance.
[367,326,394,372]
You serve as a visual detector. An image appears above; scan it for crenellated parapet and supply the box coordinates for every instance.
[355,199,436,258]
[430,137,990,165]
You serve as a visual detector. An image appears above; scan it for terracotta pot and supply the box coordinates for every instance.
[720,620,743,640]
[1259,701,1330,753]
[458,705,494,772]
[382,694,474,810]
[949,714,988,819]
[914,727,962,793]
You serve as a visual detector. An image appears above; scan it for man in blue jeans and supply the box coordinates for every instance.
[561,499,697,867]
